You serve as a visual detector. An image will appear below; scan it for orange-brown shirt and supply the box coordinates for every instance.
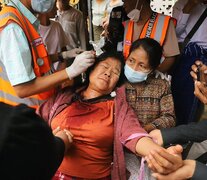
[51,99,114,179]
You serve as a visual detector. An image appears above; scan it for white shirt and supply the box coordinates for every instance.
[56,7,86,50]
[106,0,123,15]
[39,20,69,54]
[0,0,37,86]
[92,0,109,26]
[172,0,207,48]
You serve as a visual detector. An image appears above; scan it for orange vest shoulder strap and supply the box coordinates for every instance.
[140,13,171,46]
[123,20,134,59]
[0,6,54,100]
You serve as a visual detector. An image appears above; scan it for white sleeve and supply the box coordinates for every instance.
[0,23,36,86]
[172,0,190,36]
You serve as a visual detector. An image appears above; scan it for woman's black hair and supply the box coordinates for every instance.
[84,51,125,87]
[129,38,163,70]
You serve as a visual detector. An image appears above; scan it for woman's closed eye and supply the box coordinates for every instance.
[100,64,110,69]
[112,69,120,76]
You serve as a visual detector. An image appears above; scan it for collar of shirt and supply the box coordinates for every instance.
[8,0,39,30]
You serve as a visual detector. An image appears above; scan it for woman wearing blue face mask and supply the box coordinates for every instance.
[124,38,176,179]
[124,38,176,133]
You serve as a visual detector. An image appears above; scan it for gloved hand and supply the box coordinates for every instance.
[65,51,95,79]
[61,48,84,59]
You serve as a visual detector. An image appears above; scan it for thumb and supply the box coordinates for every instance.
[175,144,183,154]
[53,126,60,135]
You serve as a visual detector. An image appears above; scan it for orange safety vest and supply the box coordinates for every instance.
[0,6,54,108]
[123,12,175,59]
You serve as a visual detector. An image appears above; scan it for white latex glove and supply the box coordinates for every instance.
[61,48,84,59]
[65,51,95,79]
[155,70,172,82]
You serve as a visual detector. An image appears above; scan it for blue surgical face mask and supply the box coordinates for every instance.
[31,0,55,13]
[124,64,150,83]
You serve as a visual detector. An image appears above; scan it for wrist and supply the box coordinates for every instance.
[184,160,196,179]
[65,66,73,80]
[58,52,64,62]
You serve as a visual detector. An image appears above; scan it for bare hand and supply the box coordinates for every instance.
[194,81,207,104]
[145,145,183,174]
[190,60,207,81]
[149,129,163,146]
[152,160,196,180]
[53,127,74,153]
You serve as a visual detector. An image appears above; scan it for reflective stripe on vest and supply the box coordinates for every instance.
[123,13,172,59]
[0,6,54,108]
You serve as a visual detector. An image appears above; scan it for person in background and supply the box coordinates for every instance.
[125,38,176,133]
[123,0,180,73]
[0,102,73,180]
[0,0,95,109]
[92,0,109,42]
[171,0,207,125]
[37,51,182,180]
[102,0,124,29]
[124,38,176,179]
[56,0,87,50]
[147,60,207,180]
[38,0,70,71]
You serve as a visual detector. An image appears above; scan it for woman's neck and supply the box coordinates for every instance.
[82,87,104,100]
[140,3,153,22]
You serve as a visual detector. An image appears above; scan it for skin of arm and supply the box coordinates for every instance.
[157,56,176,73]
[13,69,69,98]
[145,144,184,175]
[152,160,195,180]
[149,129,164,146]
[135,137,183,174]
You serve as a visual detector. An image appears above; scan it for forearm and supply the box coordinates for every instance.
[161,120,207,146]
[157,56,176,73]
[13,69,69,98]
[135,137,162,156]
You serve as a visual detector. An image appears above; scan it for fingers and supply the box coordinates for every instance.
[148,150,174,174]
[74,48,84,54]
[145,152,170,174]
[191,61,202,79]
[152,173,169,180]
[64,129,74,143]
[146,148,183,174]
[167,145,183,155]
[78,51,96,60]
[53,126,60,135]
[190,70,197,80]
[194,81,207,104]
